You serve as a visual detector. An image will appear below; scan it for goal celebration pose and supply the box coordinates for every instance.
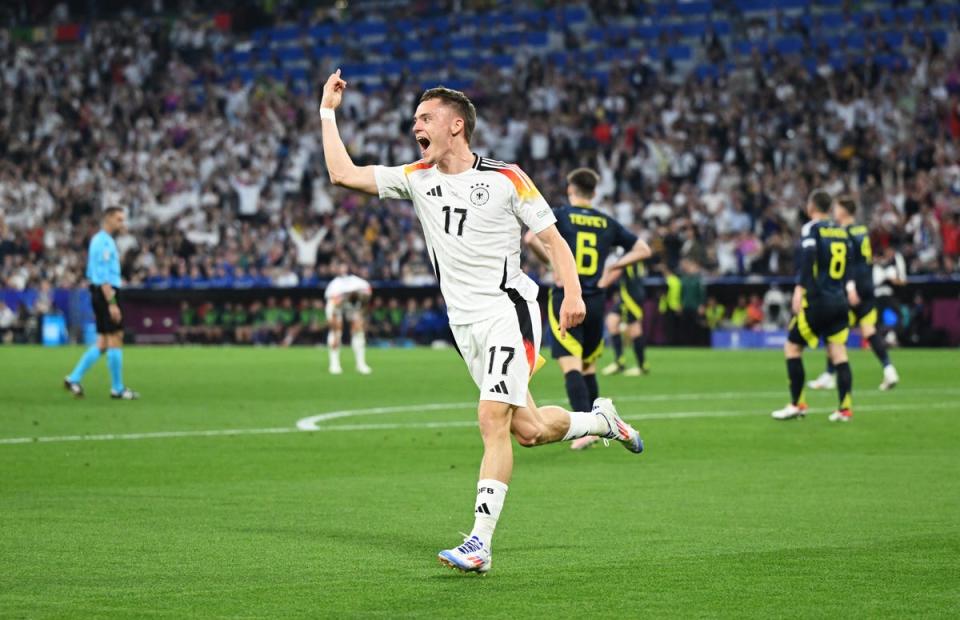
[318,70,644,574]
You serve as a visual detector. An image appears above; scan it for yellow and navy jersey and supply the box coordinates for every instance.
[845,224,874,300]
[620,261,647,303]
[552,205,638,295]
[796,219,853,306]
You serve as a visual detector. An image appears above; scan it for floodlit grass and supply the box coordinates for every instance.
[1,346,958,618]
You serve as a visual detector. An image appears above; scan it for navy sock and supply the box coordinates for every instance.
[564,370,591,413]
[836,361,853,410]
[633,335,646,369]
[611,334,624,366]
[583,373,599,404]
[787,358,805,406]
[826,358,835,374]
[867,333,891,367]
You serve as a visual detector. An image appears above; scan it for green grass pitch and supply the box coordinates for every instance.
[1,345,958,618]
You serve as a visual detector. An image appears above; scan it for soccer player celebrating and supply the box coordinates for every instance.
[64,207,139,400]
[807,196,899,392]
[601,258,650,377]
[524,168,650,450]
[324,263,373,375]
[318,70,644,574]
[772,190,856,422]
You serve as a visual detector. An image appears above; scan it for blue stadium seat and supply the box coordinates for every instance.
[286,67,309,82]
[564,6,589,23]
[229,50,251,65]
[895,8,916,23]
[636,24,660,40]
[710,21,732,36]
[676,21,708,38]
[845,32,866,50]
[525,32,548,47]
[734,40,767,56]
[276,47,306,63]
[678,1,713,16]
[667,45,692,61]
[883,31,904,49]
[819,12,846,30]
[308,24,334,40]
[312,45,343,59]
[270,26,301,44]
[774,36,804,55]
[348,22,387,39]
[695,64,719,80]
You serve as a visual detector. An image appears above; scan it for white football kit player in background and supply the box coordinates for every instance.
[319,69,644,574]
[324,265,372,375]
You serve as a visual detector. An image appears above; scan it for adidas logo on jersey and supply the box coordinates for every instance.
[489,380,509,395]
[426,185,443,197]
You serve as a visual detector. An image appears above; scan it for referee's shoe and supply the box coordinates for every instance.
[111,387,140,400]
[63,377,84,398]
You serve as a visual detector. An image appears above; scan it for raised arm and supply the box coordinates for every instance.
[536,225,585,338]
[319,70,379,195]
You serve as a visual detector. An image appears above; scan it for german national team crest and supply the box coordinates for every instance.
[470,183,490,206]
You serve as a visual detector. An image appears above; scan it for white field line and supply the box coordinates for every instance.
[0,387,957,446]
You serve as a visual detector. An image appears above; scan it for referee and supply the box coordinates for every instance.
[64,207,139,399]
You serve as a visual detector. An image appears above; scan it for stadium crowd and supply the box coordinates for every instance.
[1,1,959,341]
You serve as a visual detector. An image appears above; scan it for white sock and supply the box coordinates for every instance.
[327,332,340,367]
[469,479,508,549]
[563,410,608,440]
[352,331,366,367]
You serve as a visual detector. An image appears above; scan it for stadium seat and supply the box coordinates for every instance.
[270,26,301,44]
[678,1,713,17]
[636,24,660,40]
[819,13,846,30]
[276,47,306,63]
[666,45,692,61]
[882,31,904,49]
[676,22,708,38]
[774,37,804,55]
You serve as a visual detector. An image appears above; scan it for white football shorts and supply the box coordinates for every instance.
[450,297,542,408]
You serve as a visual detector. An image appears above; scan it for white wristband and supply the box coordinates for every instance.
[319,107,336,122]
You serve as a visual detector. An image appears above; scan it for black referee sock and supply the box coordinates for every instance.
[826,358,835,374]
[583,373,599,405]
[867,333,891,367]
[564,370,591,413]
[633,335,646,369]
[611,334,624,365]
[787,358,805,406]
[835,361,853,410]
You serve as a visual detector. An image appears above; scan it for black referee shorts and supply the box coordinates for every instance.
[90,285,124,334]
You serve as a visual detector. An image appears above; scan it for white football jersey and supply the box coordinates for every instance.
[374,154,556,325]
[324,274,372,300]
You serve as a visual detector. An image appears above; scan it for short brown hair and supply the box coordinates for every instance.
[808,189,833,214]
[567,168,600,198]
[835,195,857,216]
[103,206,124,218]
[420,86,477,143]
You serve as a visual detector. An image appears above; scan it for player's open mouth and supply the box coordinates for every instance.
[417,137,430,152]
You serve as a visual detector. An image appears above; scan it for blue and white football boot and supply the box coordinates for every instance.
[593,397,644,453]
[438,535,491,574]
